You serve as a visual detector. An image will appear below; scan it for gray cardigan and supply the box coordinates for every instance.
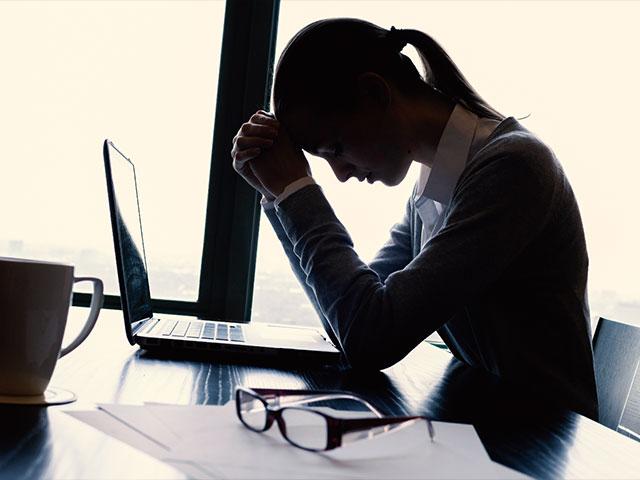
[263,117,598,420]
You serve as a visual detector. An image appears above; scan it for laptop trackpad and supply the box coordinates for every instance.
[248,323,335,351]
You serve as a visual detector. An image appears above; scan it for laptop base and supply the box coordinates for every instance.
[136,335,344,369]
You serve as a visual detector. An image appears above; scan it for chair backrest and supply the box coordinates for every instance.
[592,317,640,439]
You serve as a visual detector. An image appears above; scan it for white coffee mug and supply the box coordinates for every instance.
[0,257,104,395]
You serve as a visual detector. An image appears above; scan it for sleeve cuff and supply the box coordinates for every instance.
[274,176,316,207]
[261,176,316,211]
[261,196,276,210]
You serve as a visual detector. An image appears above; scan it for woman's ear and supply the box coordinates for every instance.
[356,72,391,111]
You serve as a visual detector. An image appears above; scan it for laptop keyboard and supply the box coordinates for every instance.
[158,320,245,343]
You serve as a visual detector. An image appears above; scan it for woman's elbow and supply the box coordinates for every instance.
[342,339,399,371]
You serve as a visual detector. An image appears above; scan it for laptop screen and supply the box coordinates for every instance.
[105,140,153,332]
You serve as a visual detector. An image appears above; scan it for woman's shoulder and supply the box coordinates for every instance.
[469,117,562,178]
[455,117,569,203]
[482,117,554,156]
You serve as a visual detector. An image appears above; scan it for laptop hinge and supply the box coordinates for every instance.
[131,318,153,336]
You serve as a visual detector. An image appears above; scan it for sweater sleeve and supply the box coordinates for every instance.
[262,203,343,350]
[263,189,413,354]
[274,152,558,370]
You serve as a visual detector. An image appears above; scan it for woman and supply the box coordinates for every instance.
[231,18,598,420]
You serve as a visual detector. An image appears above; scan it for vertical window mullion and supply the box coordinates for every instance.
[198,0,280,321]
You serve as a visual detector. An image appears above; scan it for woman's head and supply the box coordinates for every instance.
[272,18,504,185]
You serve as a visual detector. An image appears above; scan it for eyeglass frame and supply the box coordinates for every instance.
[235,387,435,452]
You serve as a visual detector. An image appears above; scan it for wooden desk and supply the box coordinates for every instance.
[2,308,640,479]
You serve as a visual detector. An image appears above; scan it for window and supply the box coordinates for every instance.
[252,1,640,329]
[4,1,639,328]
[0,1,224,301]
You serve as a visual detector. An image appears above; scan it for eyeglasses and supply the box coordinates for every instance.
[235,387,435,452]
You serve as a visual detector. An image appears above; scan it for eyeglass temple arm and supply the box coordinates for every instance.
[338,416,435,442]
[249,388,383,417]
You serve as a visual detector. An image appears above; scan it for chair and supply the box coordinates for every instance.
[592,317,640,439]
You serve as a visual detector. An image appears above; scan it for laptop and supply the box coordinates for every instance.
[102,139,341,364]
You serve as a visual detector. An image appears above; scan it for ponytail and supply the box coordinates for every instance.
[395,27,505,121]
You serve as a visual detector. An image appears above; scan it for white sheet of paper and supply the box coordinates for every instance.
[65,410,214,480]
[431,421,492,463]
[140,401,488,463]
[66,410,169,459]
[69,403,528,479]
[166,417,527,479]
[98,403,182,448]
[144,403,238,440]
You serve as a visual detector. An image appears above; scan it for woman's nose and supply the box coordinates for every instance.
[328,159,353,183]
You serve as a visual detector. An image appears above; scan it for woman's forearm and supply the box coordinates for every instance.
[262,204,343,351]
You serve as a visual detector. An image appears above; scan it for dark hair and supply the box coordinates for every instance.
[273,18,505,122]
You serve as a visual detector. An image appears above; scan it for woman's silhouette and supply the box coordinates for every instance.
[231,18,598,420]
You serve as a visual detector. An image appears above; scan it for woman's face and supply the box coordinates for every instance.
[284,106,413,186]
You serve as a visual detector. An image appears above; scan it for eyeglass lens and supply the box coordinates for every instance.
[280,408,328,451]
[237,389,330,451]
[237,389,268,431]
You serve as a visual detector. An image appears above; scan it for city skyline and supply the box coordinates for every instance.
[3,236,639,334]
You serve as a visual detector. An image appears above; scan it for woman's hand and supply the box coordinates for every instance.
[248,120,311,199]
[231,110,280,201]
[231,110,311,201]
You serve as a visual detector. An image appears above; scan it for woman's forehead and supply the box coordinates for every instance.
[282,110,339,154]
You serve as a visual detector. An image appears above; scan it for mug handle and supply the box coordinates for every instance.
[59,276,104,358]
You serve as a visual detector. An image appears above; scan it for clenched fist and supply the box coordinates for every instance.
[231,110,310,201]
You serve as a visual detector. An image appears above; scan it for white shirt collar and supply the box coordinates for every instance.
[414,103,479,207]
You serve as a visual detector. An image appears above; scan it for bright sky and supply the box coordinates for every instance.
[0,0,222,291]
[1,1,639,304]
[263,0,640,302]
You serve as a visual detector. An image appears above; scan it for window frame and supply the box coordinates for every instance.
[73,0,280,322]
